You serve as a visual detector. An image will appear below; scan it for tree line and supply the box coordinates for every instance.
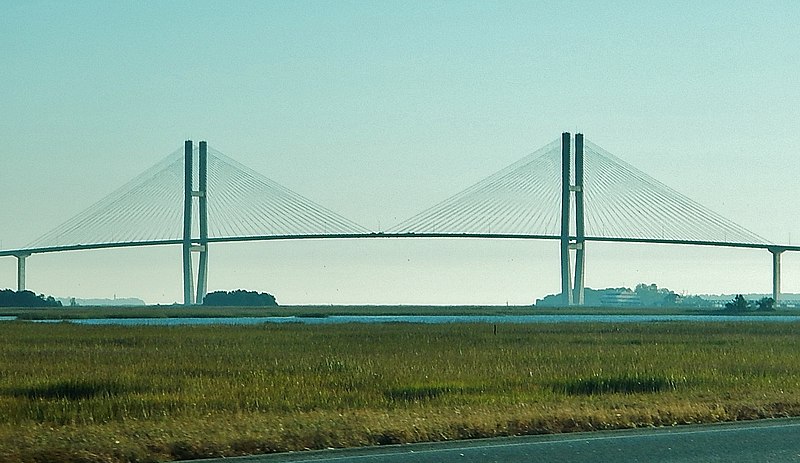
[0,290,62,307]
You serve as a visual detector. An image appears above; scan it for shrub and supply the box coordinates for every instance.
[202,289,277,307]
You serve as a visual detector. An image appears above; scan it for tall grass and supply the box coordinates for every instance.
[0,321,799,461]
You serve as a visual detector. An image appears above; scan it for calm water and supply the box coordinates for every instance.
[13,314,800,325]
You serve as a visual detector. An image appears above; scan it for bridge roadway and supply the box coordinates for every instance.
[188,418,800,463]
[2,232,798,302]
[3,232,800,257]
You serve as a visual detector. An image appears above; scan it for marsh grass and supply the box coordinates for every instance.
[0,321,799,462]
[557,374,681,395]
[385,383,475,402]
[8,379,133,400]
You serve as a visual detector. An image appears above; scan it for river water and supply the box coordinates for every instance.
[7,314,800,325]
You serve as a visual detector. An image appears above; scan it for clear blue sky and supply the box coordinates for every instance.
[1,1,799,304]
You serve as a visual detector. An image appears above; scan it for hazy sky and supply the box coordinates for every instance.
[2,1,799,304]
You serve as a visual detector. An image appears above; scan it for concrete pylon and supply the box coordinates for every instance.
[769,248,784,305]
[16,254,30,292]
[559,132,587,306]
[195,141,209,304]
[572,133,586,305]
[560,132,573,306]
[182,140,194,305]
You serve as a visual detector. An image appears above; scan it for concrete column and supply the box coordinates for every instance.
[196,141,209,304]
[16,254,29,291]
[572,133,585,305]
[183,140,195,305]
[560,132,573,306]
[770,248,783,305]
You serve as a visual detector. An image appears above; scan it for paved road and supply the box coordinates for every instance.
[192,418,800,463]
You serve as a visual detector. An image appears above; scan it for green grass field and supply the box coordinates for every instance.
[0,321,799,462]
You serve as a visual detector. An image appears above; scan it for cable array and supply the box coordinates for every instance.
[386,139,563,235]
[205,148,370,237]
[387,137,769,245]
[27,149,186,248]
[583,141,769,244]
[24,136,770,251]
[26,145,369,249]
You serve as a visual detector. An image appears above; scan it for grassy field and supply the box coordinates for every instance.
[0,321,799,462]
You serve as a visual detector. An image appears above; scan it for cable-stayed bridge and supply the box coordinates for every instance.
[1,133,795,305]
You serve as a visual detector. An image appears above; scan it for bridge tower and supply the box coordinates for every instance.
[182,140,209,305]
[196,141,209,304]
[560,132,586,306]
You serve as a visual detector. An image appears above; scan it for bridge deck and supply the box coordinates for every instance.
[1,233,798,258]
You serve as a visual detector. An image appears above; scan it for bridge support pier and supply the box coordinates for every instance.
[16,254,29,292]
[770,248,784,305]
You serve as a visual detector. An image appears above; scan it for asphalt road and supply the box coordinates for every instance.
[191,418,800,463]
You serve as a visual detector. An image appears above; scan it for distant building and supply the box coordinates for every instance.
[599,289,641,307]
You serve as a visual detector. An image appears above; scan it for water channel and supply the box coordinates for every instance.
[4,314,800,325]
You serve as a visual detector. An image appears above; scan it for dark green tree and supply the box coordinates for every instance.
[725,294,748,312]
[756,297,776,311]
[634,283,681,307]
